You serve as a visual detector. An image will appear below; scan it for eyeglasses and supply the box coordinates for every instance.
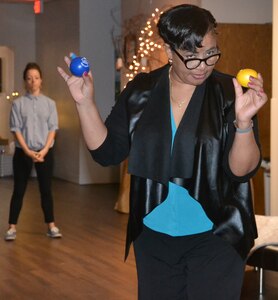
[172,48,221,70]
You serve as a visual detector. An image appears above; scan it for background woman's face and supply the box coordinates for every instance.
[25,69,42,94]
[171,31,218,86]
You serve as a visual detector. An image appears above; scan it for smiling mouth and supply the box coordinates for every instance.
[192,73,206,79]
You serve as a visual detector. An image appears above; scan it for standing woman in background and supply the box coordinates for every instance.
[5,62,62,241]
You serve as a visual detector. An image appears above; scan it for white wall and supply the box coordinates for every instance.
[122,0,272,24]
[36,0,81,183]
[122,0,200,20]
[0,3,36,94]
[201,0,272,23]
[35,0,120,184]
[79,0,121,184]
[0,3,36,142]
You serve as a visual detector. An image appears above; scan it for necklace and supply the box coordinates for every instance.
[169,68,186,109]
[172,98,186,108]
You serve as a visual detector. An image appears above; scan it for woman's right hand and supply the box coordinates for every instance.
[57,54,94,105]
[57,53,108,150]
[25,149,44,162]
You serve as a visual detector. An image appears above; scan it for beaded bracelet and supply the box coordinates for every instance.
[233,120,253,133]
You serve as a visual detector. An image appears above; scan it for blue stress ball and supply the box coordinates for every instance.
[69,54,90,77]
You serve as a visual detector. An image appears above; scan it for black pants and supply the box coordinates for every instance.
[8,147,55,224]
[133,226,245,300]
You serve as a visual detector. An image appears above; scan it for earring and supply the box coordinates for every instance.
[168,58,173,65]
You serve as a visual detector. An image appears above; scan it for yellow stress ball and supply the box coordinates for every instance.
[236,68,258,88]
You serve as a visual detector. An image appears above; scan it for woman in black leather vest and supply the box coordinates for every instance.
[58,4,267,300]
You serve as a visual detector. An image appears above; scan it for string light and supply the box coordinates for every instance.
[6,91,19,101]
[125,7,163,81]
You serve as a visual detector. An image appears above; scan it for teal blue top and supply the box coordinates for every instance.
[143,107,213,236]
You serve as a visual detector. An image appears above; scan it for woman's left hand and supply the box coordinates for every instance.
[36,148,48,162]
[232,73,268,125]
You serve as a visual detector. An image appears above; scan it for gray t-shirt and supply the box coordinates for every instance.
[10,93,58,150]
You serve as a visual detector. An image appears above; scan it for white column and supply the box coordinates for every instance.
[271,0,278,215]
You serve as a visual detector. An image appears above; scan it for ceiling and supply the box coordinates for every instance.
[0,0,54,3]
[0,0,33,2]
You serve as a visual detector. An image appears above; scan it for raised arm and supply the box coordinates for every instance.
[228,73,267,176]
[57,55,107,150]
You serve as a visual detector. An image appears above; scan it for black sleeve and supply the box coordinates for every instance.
[89,77,139,166]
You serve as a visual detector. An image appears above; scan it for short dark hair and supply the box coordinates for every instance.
[23,62,42,80]
[157,4,217,52]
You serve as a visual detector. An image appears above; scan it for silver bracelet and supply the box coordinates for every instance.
[233,120,253,133]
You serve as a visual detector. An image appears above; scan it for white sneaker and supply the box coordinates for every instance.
[5,228,16,241]
[47,226,62,238]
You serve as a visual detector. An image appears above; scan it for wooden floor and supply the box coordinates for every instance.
[0,177,277,300]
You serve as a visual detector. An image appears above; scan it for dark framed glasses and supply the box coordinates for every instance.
[172,48,221,70]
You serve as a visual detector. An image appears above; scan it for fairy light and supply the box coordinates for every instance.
[125,7,163,81]
[5,91,19,101]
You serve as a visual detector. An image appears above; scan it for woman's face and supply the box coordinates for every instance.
[170,30,219,86]
[25,69,42,94]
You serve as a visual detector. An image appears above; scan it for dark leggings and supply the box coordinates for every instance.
[8,147,55,224]
[134,225,246,300]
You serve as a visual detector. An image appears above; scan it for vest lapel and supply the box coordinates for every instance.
[128,66,172,185]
